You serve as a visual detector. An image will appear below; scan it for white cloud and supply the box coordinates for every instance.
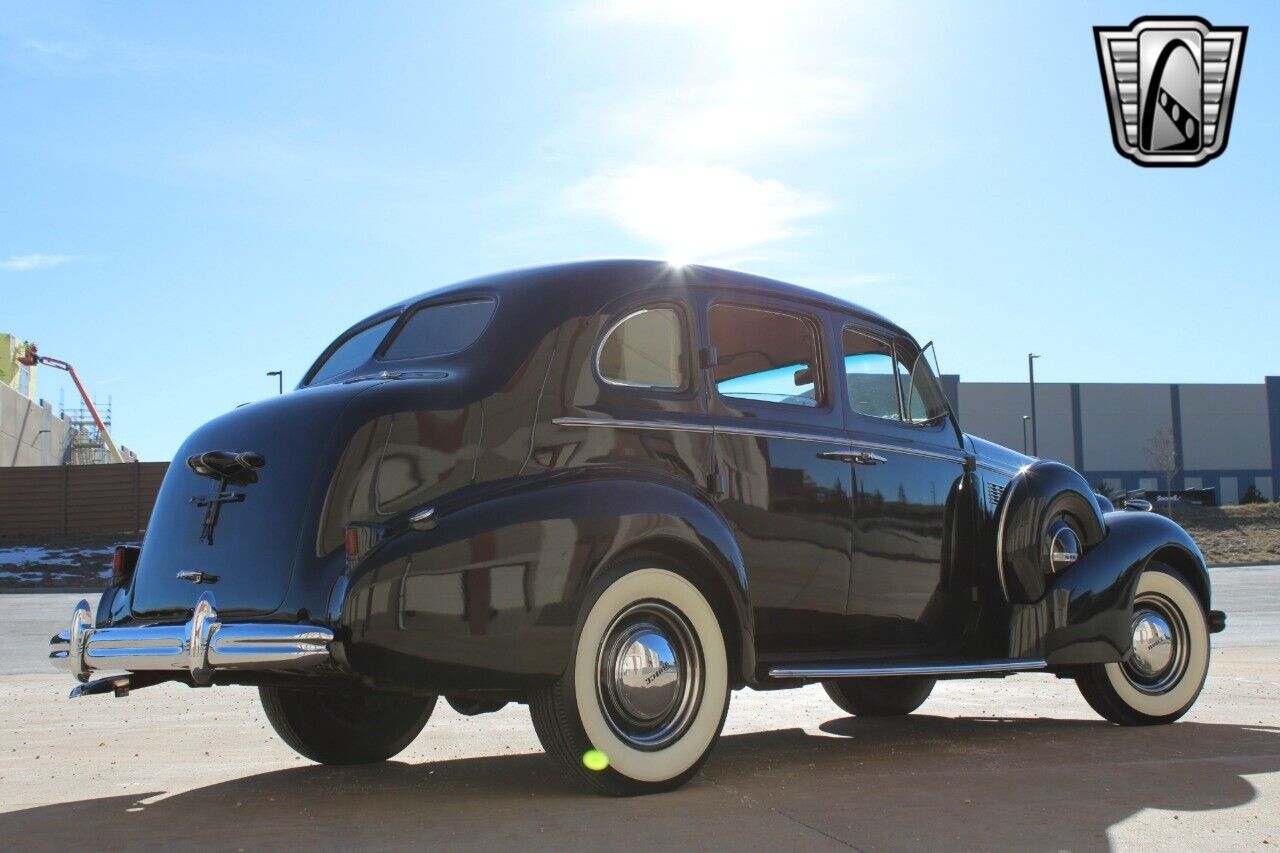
[566,1,875,262]
[571,163,827,263]
[22,38,87,61]
[0,254,78,272]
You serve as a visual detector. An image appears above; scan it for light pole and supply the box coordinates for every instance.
[1027,353,1040,457]
[1021,415,1030,455]
[267,370,283,395]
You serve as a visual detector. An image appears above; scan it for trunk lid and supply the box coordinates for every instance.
[130,384,361,620]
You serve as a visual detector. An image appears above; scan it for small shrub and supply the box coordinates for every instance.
[1241,484,1270,505]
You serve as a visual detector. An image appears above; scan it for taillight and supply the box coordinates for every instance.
[112,545,140,586]
[343,523,386,570]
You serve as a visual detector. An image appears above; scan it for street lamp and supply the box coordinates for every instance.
[1027,353,1040,457]
[1021,415,1030,455]
[267,370,283,395]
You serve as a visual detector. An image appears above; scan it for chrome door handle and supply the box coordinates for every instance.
[817,450,888,465]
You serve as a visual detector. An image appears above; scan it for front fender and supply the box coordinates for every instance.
[998,460,1106,603]
[336,470,752,690]
[1010,510,1210,665]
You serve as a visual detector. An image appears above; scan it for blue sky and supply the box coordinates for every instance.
[3,1,1277,461]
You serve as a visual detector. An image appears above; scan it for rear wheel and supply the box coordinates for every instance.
[1075,566,1209,725]
[529,561,730,796]
[822,676,936,717]
[259,684,437,764]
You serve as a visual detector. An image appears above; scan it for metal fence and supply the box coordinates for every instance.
[0,462,168,535]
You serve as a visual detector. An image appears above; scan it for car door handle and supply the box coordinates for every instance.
[817,449,888,465]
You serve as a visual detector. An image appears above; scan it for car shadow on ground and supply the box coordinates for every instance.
[3,716,1278,850]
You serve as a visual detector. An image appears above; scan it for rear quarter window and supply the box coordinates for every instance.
[382,298,497,360]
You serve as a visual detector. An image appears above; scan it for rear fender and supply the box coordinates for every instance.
[337,471,753,689]
[1010,510,1210,665]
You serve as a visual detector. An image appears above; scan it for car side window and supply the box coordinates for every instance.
[597,306,688,389]
[895,346,951,424]
[842,328,900,420]
[709,304,822,407]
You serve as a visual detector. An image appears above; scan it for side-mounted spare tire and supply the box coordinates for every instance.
[997,460,1107,603]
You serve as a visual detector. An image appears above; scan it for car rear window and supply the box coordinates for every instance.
[382,298,497,360]
[309,317,397,385]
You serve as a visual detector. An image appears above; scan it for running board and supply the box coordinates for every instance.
[767,658,1047,679]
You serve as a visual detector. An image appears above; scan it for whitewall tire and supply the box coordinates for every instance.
[1076,566,1209,725]
[529,561,730,795]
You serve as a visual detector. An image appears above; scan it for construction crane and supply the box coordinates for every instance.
[17,343,125,463]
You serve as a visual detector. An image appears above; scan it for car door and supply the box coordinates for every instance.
[702,295,855,657]
[836,320,975,656]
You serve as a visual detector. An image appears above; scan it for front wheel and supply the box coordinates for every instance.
[1075,566,1209,725]
[529,562,730,796]
[259,684,437,765]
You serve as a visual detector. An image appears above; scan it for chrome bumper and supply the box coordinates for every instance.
[50,592,335,692]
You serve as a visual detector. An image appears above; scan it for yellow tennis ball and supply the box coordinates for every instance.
[582,749,609,771]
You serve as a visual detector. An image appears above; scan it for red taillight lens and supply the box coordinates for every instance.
[112,545,140,586]
[344,527,360,559]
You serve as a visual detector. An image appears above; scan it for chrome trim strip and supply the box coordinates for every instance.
[553,416,968,464]
[977,460,1022,478]
[51,592,334,690]
[767,658,1047,679]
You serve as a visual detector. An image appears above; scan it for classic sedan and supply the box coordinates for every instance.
[51,260,1224,795]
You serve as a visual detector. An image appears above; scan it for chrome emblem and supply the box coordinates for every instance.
[1094,17,1247,167]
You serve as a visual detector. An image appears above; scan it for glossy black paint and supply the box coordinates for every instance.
[111,260,1215,694]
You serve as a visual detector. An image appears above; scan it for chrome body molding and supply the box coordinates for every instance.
[767,658,1047,679]
[552,415,967,466]
[50,592,334,693]
[977,460,1022,478]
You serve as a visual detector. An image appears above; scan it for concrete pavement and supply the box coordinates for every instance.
[1,566,1277,850]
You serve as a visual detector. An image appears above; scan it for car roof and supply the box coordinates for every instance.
[363,259,907,336]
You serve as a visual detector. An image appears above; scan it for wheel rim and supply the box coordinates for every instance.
[1121,592,1189,695]
[596,600,703,751]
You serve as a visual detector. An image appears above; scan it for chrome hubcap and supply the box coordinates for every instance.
[597,601,702,750]
[1122,594,1189,694]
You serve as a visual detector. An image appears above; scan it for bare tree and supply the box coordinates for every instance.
[1144,428,1181,518]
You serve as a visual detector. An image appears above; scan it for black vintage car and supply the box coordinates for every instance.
[52,260,1224,795]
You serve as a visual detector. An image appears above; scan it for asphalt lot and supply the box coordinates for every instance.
[1,566,1277,851]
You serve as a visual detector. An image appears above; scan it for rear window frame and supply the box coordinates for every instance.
[374,293,500,363]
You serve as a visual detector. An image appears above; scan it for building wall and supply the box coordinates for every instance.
[0,381,71,466]
[949,376,1279,505]
[1179,384,1271,470]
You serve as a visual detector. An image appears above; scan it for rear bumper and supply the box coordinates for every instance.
[50,592,335,694]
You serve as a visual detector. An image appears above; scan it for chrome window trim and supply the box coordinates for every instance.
[594,306,689,391]
[552,416,968,465]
